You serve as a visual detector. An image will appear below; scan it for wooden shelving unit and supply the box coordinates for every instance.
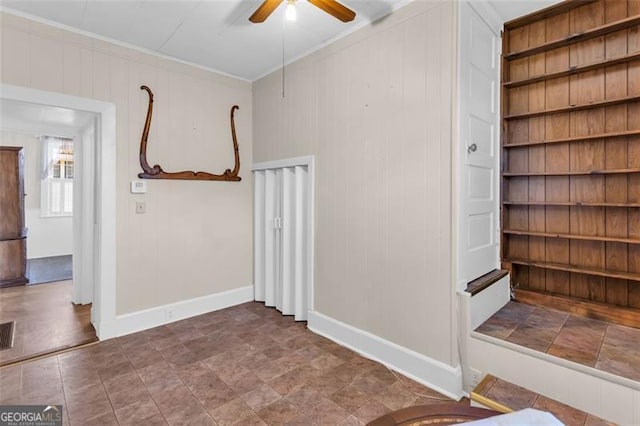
[500,0,640,318]
[502,129,640,148]
[503,168,640,176]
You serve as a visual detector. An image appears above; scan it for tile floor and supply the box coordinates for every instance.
[476,301,640,382]
[0,280,96,366]
[0,302,465,425]
[477,377,613,426]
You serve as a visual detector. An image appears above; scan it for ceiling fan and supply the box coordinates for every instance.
[249,0,356,23]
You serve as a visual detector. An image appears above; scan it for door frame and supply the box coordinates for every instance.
[1,83,117,339]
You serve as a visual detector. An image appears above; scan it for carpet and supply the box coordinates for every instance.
[27,255,72,285]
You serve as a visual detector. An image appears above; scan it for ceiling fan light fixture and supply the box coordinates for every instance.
[285,0,297,21]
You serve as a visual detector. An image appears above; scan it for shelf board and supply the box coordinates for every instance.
[513,288,640,329]
[504,94,640,120]
[504,15,640,61]
[503,201,640,207]
[506,258,640,282]
[503,229,640,245]
[503,168,640,177]
[502,129,640,148]
[503,52,640,88]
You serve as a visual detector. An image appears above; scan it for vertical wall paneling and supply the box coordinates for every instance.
[1,12,253,317]
[253,158,312,321]
[501,0,640,317]
[252,1,455,362]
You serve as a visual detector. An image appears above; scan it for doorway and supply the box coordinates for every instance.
[0,99,99,364]
[0,83,117,353]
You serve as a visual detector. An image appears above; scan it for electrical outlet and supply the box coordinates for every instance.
[136,201,146,214]
[470,368,484,389]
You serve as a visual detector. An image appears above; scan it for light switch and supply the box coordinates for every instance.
[136,201,146,214]
[130,180,147,194]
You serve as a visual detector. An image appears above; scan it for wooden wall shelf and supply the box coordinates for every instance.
[506,259,640,282]
[514,288,640,329]
[503,168,640,177]
[503,52,640,88]
[501,1,640,316]
[504,95,640,120]
[502,129,640,148]
[503,201,640,207]
[503,230,640,245]
[504,14,640,60]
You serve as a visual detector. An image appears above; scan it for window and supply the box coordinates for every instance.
[41,136,74,217]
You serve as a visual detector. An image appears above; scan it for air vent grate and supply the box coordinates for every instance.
[0,322,15,351]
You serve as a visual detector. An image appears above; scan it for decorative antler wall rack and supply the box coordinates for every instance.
[137,85,241,181]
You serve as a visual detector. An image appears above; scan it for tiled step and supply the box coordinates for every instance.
[471,375,614,426]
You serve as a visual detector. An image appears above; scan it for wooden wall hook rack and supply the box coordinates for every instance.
[138,85,241,181]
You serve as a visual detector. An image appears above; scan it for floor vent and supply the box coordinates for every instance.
[0,321,15,351]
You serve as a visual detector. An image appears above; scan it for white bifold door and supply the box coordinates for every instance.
[253,160,312,321]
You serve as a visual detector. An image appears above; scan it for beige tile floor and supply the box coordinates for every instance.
[0,302,465,425]
[476,301,640,382]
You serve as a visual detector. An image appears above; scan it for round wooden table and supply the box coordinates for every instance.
[367,404,502,426]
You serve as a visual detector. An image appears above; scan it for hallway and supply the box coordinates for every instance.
[0,280,96,366]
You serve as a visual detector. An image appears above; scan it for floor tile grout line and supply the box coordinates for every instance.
[120,339,173,425]
[544,311,571,354]
[592,323,610,368]
[54,355,71,425]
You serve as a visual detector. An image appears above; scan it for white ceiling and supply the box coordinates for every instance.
[1,98,97,137]
[0,0,561,82]
[489,0,561,22]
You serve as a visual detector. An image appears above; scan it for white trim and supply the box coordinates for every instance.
[252,155,314,171]
[469,334,639,424]
[110,286,254,338]
[252,155,315,312]
[466,0,503,34]
[308,311,464,400]
[1,83,117,340]
[0,7,251,84]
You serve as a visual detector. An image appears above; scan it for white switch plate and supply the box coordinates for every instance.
[135,201,145,214]
[130,180,147,194]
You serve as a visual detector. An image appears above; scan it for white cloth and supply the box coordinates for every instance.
[462,408,564,425]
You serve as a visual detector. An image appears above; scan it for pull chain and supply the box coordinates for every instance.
[282,15,286,98]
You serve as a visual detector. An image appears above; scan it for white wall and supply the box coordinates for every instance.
[0,131,73,259]
[253,0,456,368]
[1,12,253,315]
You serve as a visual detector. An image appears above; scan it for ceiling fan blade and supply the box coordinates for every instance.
[249,0,283,23]
[307,0,356,22]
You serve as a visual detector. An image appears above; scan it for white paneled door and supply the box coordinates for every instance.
[253,158,313,321]
[457,2,501,289]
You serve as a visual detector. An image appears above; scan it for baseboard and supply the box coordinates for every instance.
[307,311,464,400]
[99,285,253,339]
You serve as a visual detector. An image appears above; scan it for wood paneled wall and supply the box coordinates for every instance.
[501,0,640,311]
